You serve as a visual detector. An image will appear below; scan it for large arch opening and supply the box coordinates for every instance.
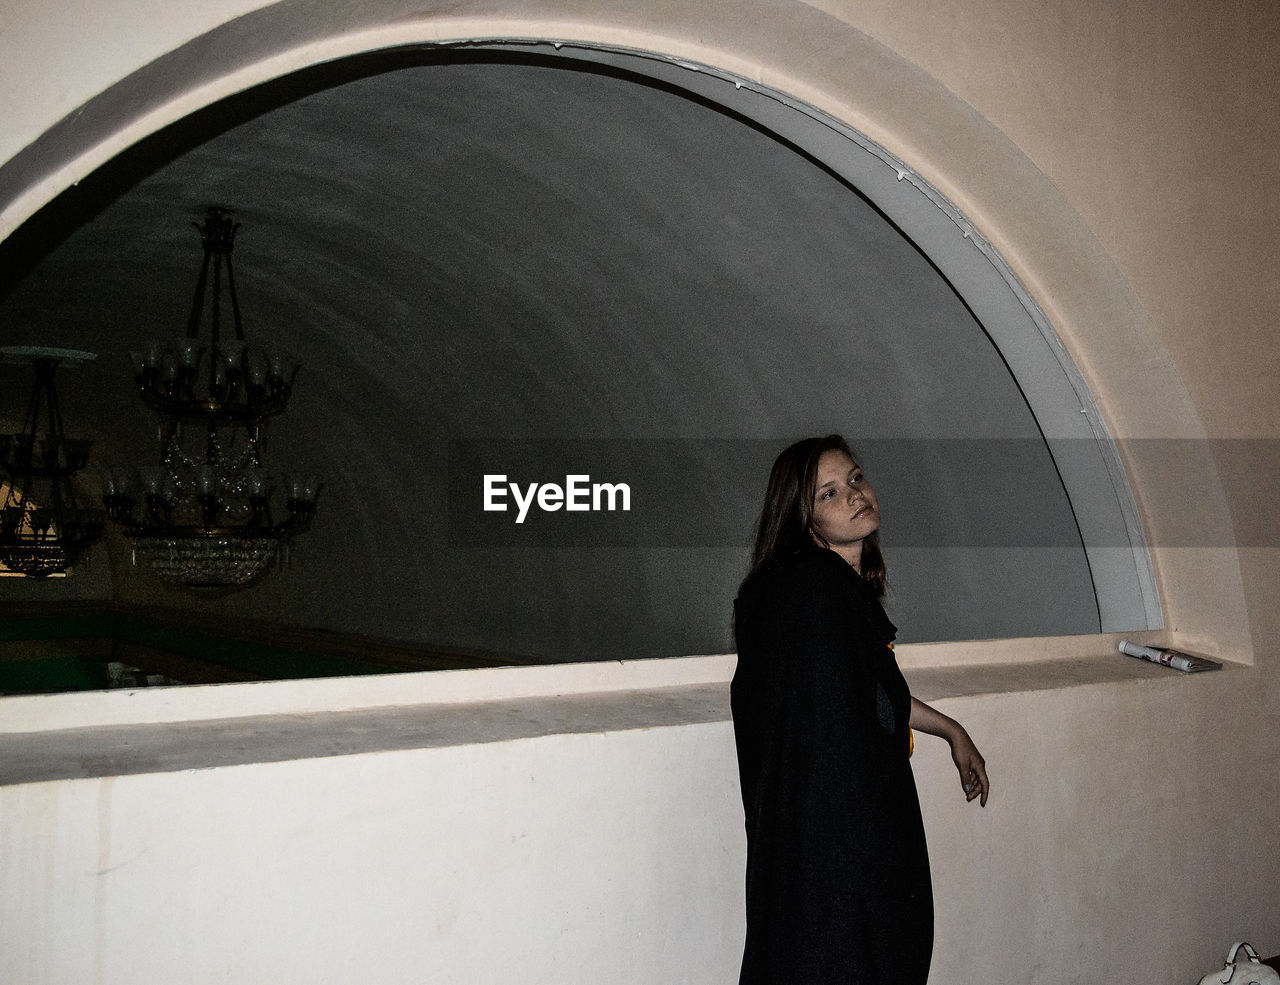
[0,40,1160,676]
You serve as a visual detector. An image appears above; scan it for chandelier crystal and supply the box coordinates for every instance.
[0,347,105,578]
[103,207,319,589]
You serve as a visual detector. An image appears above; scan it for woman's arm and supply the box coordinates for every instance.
[909,697,990,806]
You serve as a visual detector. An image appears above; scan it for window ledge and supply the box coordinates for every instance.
[0,640,1244,788]
[902,652,1243,703]
[0,681,731,788]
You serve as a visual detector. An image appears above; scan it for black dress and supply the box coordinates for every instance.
[731,546,933,985]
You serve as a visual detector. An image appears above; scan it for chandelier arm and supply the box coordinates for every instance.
[43,360,66,471]
[210,244,223,355]
[224,232,247,343]
[21,362,45,436]
[186,223,213,340]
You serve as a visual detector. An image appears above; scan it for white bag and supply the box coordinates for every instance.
[1198,943,1280,985]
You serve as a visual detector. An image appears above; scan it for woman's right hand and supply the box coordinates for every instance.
[949,729,990,807]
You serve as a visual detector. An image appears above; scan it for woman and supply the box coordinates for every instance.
[731,434,989,985]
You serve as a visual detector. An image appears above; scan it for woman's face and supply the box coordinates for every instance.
[809,448,880,568]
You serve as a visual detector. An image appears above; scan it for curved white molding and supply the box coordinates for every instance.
[483,40,1160,630]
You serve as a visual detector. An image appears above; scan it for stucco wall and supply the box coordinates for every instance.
[1,707,746,983]
[2,1,1277,982]
[1,652,1274,984]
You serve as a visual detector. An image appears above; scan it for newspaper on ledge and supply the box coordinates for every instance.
[1118,640,1223,673]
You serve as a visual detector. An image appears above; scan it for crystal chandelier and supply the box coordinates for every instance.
[102,207,319,589]
[0,347,106,577]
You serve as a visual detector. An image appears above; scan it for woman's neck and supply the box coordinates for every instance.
[820,540,863,573]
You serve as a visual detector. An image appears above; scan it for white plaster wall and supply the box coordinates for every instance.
[0,0,265,166]
[2,661,1275,984]
[1,724,744,984]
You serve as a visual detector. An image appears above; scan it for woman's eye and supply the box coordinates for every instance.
[820,489,836,500]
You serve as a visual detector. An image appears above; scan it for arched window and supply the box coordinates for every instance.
[0,42,1160,662]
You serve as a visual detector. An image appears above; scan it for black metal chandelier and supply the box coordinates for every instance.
[0,347,105,577]
[102,207,319,589]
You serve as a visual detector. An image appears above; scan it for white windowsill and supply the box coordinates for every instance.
[0,632,1246,788]
[0,631,1243,737]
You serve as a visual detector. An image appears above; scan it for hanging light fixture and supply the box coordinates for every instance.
[102,207,319,589]
[0,347,105,578]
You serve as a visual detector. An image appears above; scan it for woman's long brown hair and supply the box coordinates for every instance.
[745,434,887,598]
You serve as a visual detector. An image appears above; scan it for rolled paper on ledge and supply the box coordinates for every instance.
[1118,640,1223,673]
